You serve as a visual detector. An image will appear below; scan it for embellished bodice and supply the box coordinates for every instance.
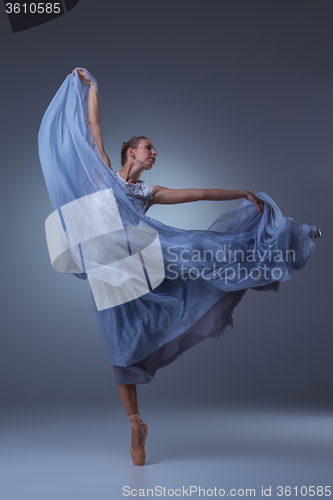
[114,170,155,213]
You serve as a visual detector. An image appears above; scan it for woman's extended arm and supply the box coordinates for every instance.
[149,186,265,213]
[74,68,111,168]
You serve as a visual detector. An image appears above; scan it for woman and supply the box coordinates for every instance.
[39,68,320,467]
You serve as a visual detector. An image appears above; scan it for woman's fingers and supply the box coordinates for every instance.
[73,68,91,85]
[249,193,265,213]
[257,198,265,213]
[74,68,85,76]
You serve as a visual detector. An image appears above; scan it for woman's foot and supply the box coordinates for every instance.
[129,413,148,466]
[131,423,147,451]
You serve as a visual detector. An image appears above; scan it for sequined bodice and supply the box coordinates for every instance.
[114,171,155,213]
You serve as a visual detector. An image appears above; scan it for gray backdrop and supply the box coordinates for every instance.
[1,0,332,411]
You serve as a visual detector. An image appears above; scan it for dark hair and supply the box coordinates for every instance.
[120,136,149,166]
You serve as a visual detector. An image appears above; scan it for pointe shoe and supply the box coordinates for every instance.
[130,421,148,466]
[314,229,322,239]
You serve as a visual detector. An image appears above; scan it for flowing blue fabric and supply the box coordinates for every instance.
[38,70,317,384]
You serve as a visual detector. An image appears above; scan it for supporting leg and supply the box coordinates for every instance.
[117,384,139,416]
[117,384,147,459]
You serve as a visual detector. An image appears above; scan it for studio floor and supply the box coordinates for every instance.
[1,406,332,499]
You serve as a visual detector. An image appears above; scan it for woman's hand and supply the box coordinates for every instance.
[73,68,91,86]
[246,191,265,213]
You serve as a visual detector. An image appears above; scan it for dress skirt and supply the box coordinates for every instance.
[111,288,247,384]
[91,197,317,386]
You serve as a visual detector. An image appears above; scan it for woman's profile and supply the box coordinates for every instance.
[38,67,320,466]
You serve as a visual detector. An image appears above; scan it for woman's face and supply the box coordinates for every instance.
[134,139,157,169]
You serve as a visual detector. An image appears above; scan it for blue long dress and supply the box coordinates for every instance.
[38,69,318,385]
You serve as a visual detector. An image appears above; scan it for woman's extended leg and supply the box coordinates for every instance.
[117,384,147,453]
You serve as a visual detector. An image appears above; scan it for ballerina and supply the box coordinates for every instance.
[39,68,320,466]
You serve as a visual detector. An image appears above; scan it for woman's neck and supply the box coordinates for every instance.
[119,164,144,185]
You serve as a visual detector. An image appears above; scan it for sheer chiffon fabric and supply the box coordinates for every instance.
[38,69,317,385]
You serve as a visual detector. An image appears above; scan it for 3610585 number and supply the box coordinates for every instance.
[5,3,61,14]
[276,485,331,496]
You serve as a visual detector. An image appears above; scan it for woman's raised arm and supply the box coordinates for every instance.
[74,68,111,168]
[149,186,265,213]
